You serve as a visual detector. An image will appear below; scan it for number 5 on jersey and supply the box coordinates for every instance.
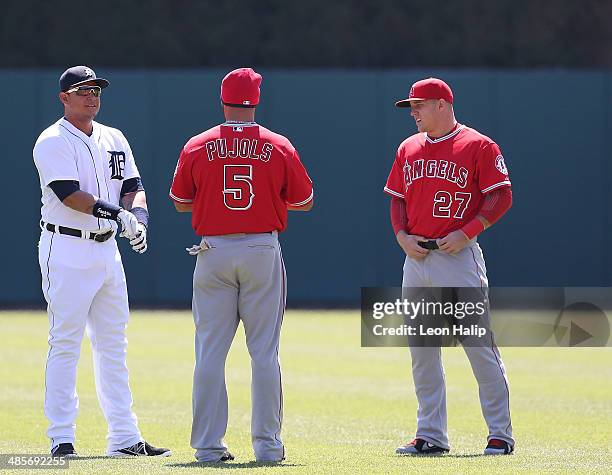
[223,164,254,210]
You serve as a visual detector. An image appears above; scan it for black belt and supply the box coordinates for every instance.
[41,221,114,243]
[418,239,439,250]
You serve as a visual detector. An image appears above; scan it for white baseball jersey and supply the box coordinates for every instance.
[33,117,140,231]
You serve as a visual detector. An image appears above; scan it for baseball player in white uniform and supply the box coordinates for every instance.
[33,66,170,458]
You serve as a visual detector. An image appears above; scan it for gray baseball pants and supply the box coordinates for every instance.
[191,232,285,462]
[402,241,513,449]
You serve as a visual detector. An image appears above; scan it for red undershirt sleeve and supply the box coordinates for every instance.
[390,197,407,235]
[480,187,512,226]
[461,187,513,239]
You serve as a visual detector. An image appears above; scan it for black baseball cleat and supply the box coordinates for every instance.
[51,443,77,458]
[396,438,449,455]
[108,441,172,457]
[484,438,514,455]
[197,451,235,463]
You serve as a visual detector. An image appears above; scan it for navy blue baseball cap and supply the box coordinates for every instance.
[59,66,109,92]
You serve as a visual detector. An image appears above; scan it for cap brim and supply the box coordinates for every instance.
[395,97,426,108]
[66,78,110,90]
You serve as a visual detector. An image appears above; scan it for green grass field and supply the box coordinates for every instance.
[1,310,611,474]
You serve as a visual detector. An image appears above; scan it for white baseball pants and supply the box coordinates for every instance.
[38,229,142,452]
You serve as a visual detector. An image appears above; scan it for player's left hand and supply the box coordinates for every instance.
[437,230,470,254]
[129,224,147,254]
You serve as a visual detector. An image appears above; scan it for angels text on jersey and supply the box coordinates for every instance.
[403,158,469,191]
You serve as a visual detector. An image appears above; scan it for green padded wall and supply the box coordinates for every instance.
[2,69,610,306]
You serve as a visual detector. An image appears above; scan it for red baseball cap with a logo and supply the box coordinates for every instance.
[221,68,262,107]
[395,77,453,108]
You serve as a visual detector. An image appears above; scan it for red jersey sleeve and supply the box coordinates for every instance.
[284,149,313,206]
[169,146,195,203]
[477,142,512,194]
[384,151,405,198]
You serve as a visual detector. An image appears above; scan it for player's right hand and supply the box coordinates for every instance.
[117,209,140,238]
[396,231,430,259]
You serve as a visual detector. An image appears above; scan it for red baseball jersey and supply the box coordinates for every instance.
[384,124,511,238]
[170,121,313,236]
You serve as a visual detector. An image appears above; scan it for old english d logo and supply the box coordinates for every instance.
[108,151,125,180]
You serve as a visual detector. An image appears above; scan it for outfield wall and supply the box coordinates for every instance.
[2,69,611,306]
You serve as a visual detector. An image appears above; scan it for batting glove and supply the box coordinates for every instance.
[117,209,140,239]
[185,240,211,256]
[129,224,147,254]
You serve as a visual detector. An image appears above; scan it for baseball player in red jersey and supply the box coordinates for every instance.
[384,78,515,456]
[169,68,313,463]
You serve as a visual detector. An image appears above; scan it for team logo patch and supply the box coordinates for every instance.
[108,151,126,180]
[403,161,412,189]
[495,155,508,175]
[83,67,94,78]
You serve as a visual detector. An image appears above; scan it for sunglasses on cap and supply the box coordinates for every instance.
[65,85,102,97]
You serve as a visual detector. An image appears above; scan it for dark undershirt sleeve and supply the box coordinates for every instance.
[48,180,80,202]
[120,177,145,198]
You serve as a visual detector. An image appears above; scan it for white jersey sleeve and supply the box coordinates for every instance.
[117,131,140,182]
[33,135,79,187]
